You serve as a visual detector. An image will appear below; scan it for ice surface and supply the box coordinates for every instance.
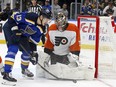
[0,44,116,87]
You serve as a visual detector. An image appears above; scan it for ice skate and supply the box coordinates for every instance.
[22,68,34,79]
[3,72,17,82]
[2,72,17,86]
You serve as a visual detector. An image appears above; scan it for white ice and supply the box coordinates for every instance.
[0,44,116,87]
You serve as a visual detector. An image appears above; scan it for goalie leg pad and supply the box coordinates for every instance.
[44,63,85,80]
[36,65,45,78]
[84,66,95,80]
[44,63,64,79]
[36,51,49,78]
[44,63,95,80]
[36,51,95,80]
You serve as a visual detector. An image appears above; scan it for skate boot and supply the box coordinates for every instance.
[3,72,17,82]
[22,68,34,77]
[2,72,17,86]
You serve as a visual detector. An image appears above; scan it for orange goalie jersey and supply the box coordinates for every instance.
[44,23,80,56]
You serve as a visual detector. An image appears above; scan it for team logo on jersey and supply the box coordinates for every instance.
[20,25,36,35]
[55,36,68,46]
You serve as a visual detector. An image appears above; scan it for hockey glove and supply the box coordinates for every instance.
[11,30,22,43]
[43,24,49,35]
[67,53,79,62]
[30,52,38,65]
[67,53,81,67]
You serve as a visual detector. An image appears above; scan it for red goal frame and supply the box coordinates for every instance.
[78,16,100,78]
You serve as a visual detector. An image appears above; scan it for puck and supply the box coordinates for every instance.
[73,80,77,83]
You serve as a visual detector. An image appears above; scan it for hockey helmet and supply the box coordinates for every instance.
[40,8,52,19]
[55,12,67,32]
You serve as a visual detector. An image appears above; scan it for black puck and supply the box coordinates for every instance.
[73,80,77,83]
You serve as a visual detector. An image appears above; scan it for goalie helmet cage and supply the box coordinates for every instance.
[78,16,116,79]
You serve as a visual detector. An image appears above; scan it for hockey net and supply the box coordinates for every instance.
[78,16,116,79]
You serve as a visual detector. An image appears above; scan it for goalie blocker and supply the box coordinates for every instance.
[36,51,95,80]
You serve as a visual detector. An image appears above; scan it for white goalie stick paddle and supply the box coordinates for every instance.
[19,44,77,83]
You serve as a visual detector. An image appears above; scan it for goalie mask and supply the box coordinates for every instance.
[55,12,67,32]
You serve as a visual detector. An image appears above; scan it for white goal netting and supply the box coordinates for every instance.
[78,16,116,79]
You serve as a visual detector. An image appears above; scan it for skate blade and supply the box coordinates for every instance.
[22,74,34,80]
[1,80,16,86]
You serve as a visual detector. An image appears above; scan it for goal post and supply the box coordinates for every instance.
[78,15,116,79]
[78,16,100,78]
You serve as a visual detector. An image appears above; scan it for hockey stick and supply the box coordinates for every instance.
[19,44,77,83]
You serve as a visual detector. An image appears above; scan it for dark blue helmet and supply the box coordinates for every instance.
[40,8,52,19]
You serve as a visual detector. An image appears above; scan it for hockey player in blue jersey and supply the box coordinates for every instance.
[0,8,52,82]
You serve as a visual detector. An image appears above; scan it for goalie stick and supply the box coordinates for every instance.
[19,44,77,83]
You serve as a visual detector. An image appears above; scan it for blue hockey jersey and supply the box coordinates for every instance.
[11,12,43,44]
